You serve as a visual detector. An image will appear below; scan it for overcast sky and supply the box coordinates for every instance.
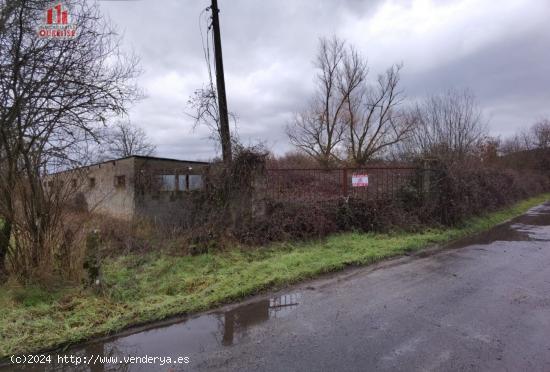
[99,0,550,161]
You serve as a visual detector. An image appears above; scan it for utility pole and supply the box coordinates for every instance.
[210,0,232,163]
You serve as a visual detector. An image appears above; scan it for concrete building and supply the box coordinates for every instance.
[52,156,209,220]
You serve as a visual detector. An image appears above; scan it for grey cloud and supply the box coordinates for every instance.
[100,0,550,159]
[404,26,550,137]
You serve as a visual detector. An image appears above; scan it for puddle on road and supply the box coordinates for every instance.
[2,292,301,371]
[221,292,301,346]
[447,203,550,249]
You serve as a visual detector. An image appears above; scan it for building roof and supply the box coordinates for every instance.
[47,155,209,176]
[122,155,209,165]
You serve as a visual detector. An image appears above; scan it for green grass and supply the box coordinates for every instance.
[0,193,548,358]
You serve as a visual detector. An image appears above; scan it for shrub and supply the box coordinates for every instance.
[420,162,549,225]
[234,198,420,245]
[234,200,339,244]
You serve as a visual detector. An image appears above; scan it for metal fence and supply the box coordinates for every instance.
[265,166,419,203]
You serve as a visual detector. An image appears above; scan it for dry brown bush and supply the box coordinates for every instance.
[267,151,326,169]
[410,161,550,226]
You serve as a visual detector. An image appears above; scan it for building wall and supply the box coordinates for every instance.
[48,156,209,222]
[133,157,208,224]
[80,157,136,220]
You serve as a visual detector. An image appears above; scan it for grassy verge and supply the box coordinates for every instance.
[1,193,549,358]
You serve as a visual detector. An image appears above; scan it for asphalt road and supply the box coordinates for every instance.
[5,203,550,372]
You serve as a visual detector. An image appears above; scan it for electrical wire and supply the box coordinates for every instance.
[198,7,216,93]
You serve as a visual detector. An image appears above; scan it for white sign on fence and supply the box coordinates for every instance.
[352,174,369,187]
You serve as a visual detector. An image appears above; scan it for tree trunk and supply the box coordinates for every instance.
[0,219,11,280]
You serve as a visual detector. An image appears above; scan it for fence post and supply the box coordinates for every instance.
[342,168,348,197]
[422,159,431,196]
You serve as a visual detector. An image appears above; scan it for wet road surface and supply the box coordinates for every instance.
[3,203,550,371]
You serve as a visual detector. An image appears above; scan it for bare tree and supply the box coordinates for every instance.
[345,64,414,165]
[501,118,550,156]
[104,121,156,159]
[501,136,522,155]
[0,0,140,279]
[501,132,532,155]
[187,85,239,154]
[531,118,550,149]
[287,37,351,167]
[402,89,487,163]
[287,37,410,167]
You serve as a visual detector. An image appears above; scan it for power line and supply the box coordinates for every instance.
[198,7,215,93]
